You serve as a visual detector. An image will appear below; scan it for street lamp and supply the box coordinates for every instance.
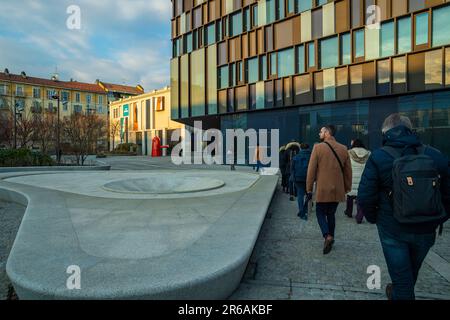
[52,94,62,164]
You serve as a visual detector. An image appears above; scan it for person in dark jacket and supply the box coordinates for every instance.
[285,141,300,199]
[279,146,288,193]
[358,113,450,300]
[291,143,311,220]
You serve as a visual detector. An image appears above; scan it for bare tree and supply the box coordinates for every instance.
[63,113,106,165]
[15,109,35,149]
[32,111,56,155]
[109,119,121,151]
[0,109,13,148]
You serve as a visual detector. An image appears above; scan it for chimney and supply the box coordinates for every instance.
[21,71,27,79]
[4,68,9,75]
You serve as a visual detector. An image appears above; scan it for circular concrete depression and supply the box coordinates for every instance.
[102,176,226,194]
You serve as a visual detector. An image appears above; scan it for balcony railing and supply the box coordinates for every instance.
[15,91,26,97]
[0,89,8,96]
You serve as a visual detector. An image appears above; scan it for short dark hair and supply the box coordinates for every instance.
[351,139,366,149]
[324,125,336,136]
[300,143,310,150]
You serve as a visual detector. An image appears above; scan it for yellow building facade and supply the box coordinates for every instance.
[0,71,108,119]
[110,86,184,156]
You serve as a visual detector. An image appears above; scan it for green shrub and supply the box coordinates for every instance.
[0,148,55,167]
[114,143,138,154]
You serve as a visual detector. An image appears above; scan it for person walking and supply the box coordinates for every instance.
[253,145,262,172]
[279,146,288,192]
[306,125,352,255]
[358,114,450,300]
[227,149,236,171]
[345,139,371,224]
[291,143,311,220]
[286,142,300,201]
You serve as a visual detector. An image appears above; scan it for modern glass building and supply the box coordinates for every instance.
[171,0,450,158]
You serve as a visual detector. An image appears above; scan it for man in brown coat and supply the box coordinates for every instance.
[306,125,352,255]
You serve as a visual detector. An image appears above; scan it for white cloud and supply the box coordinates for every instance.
[0,0,172,91]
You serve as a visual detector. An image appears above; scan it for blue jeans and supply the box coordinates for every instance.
[316,202,339,238]
[254,161,262,172]
[295,182,308,218]
[377,226,436,300]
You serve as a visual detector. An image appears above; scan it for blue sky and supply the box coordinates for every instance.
[0,0,172,91]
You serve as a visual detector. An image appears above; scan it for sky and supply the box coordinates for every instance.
[0,0,172,91]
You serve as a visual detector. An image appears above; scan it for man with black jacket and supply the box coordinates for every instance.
[358,114,450,300]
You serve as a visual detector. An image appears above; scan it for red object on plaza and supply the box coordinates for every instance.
[152,136,162,157]
[151,136,170,157]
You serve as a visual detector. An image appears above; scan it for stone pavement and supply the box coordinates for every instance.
[1,156,449,300]
[0,200,24,300]
[230,183,450,300]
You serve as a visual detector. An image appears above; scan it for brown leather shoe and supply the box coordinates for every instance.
[386,283,393,300]
[323,237,333,255]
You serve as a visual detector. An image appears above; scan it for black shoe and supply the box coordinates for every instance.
[386,283,393,300]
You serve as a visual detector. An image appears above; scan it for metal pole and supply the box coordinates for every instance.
[57,96,60,164]
[14,102,17,149]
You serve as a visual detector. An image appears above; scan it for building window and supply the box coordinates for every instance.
[270,52,277,77]
[351,0,361,28]
[341,33,351,65]
[350,64,363,98]
[312,8,323,40]
[61,91,69,102]
[320,36,339,69]
[425,49,443,90]
[247,57,259,83]
[380,21,395,57]
[0,84,6,95]
[47,89,56,100]
[261,55,268,80]
[33,88,41,99]
[397,16,411,54]
[266,0,276,24]
[265,81,274,108]
[205,23,215,46]
[75,93,81,103]
[308,42,316,68]
[156,96,165,111]
[297,45,305,73]
[86,94,92,104]
[98,95,103,105]
[230,11,243,37]
[393,56,407,93]
[433,5,450,47]
[409,0,425,12]
[218,65,229,89]
[278,48,295,77]
[415,12,429,47]
[298,0,312,13]
[354,29,365,59]
[16,86,24,96]
[377,59,391,95]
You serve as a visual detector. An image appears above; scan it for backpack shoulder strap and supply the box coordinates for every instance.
[382,146,402,160]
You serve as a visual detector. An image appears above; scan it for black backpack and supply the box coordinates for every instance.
[383,145,447,232]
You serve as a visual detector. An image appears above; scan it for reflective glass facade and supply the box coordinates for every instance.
[171,0,450,157]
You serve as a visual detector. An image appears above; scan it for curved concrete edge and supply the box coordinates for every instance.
[0,164,111,173]
[0,175,279,300]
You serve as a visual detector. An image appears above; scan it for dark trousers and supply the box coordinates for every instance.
[378,226,436,300]
[316,202,339,238]
[254,160,262,172]
[295,182,308,218]
[345,195,365,223]
[289,177,296,197]
[281,173,288,190]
